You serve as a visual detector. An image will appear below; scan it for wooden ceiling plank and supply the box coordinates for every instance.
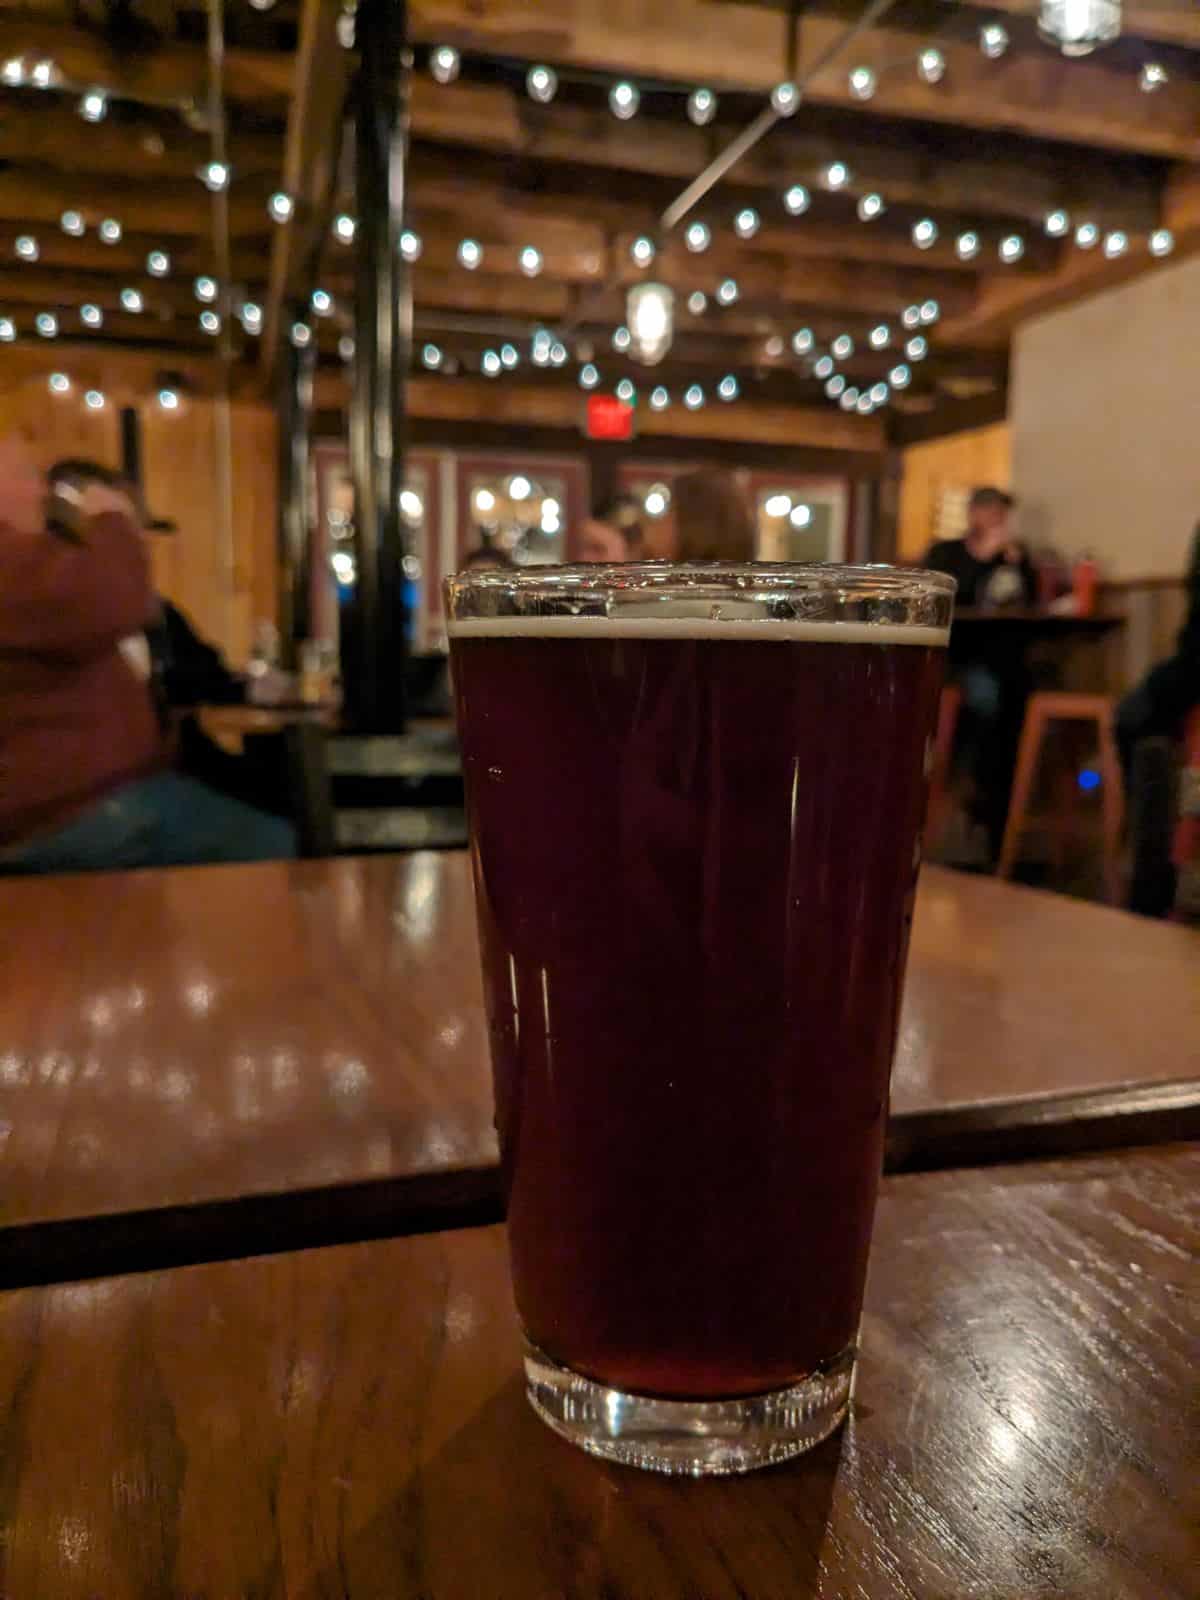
[952,0,1200,52]
[0,171,275,237]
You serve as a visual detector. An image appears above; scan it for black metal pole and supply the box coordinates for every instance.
[277,323,315,668]
[344,0,410,734]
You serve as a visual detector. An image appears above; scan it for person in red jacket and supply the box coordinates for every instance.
[0,438,294,874]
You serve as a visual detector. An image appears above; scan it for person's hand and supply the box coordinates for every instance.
[0,433,46,536]
[80,481,137,522]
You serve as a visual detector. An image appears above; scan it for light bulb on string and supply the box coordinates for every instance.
[99,218,122,243]
[626,282,674,365]
[980,22,1009,57]
[519,245,544,277]
[813,356,835,380]
[200,161,230,192]
[824,161,851,190]
[240,302,263,334]
[956,230,980,260]
[201,310,222,335]
[912,218,938,249]
[734,208,760,239]
[685,221,711,253]
[1,58,23,86]
[919,300,939,325]
[84,390,105,410]
[1139,62,1167,93]
[157,387,181,412]
[422,343,443,369]
[0,317,13,341]
[792,328,814,354]
[49,372,70,394]
[1149,229,1174,258]
[764,335,785,357]
[579,363,599,389]
[15,235,39,261]
[784,184,810,215]
[120,288,144,313]
[457,238,483,270]
[147,250,170,276]
[918,48,946,84]
[649,386,669,411]
[826,376,846,399]
[771,82,799,116]
[1044,209,1071,237]
[610,82,639,120]
[194,276,218,303]
[481,349,501,377]
[999,233,1025,263]
[612,325,632,352]
[1103,230,1128,258]
[287,319,308,346]
[549,341,568,366]
[906,335,928,360]
[831,334,854,359]
[902,304,921,328]
[839,388,859,411]
[857,393,875,415]
[687,291,708,315]
[630,236,656,267]
[400,230,422,262]
[430,46,460,84]
[615,378,636,403]
[312,288,333,315]
[870,381,889,405]
[338,335,355,361]
[527,64,557,103]
[889,363,911,388]
[80,304,103,328]
[1075,221,1099,249]
[857,193,884,221]
[869,324,890,349]
[717,374,739,402]
[500,344,519,369]
[684,384,705,410]
[716,278,739,305]
[848,65,876,100]
[1038,0,1122,58]
[30,59,56,89]
[333,213,356,244]
[688,88,717,125]
[268,191,294,223]
[79,88,107,122]
[35,312,58,337]
[61,210,85,236]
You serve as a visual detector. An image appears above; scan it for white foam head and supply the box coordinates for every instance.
[448,614,948,647]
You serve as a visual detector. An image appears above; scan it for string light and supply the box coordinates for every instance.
[826,375,846,399]
[771,82,800,117]
[849,65,876,101]
[890,363,911,388]
[549,341,568,366]
[0,317,13,341]
[338,335,355,361]
[920,299,940,324]
[999,233,1025,262]
[333,213,356,244]
[857,393,875,415]
[240,302,263,334]
[457,238,483,269]
[422,343,443,369]
[870,381,889,405]
[1103,230,1128,258]
[500,344,519,368]
[147,250,170,276]
[717,374,739,401]
[200,161,230,192]
[579,363,599,388]
[630,235,656,266]
[60,210,85,237]
[734,208,760,240]
[687,291,708,315]
[311,288,333,315]
[35,312,57,337]
[249,0,278,10]
[610,82,639,120]
[956,230,980,260]
[287,319,308,346]
[764,334,785,357]
[1149,229,1174,257]
[824,161,851,190]
[30,59,56,89]
[99,218,122,243]
[531,330,552,365]
[684,384,705,409]
[980,22,1009,57]
[1139,62,1168,93]
[120,288,144,313]
[516,245,543,279]
[839,388,859,411]
[902,304,922,328]
[79,88,107,122]
[268,191,294,223]
[616,378,636,402]
[1,58,22,86]
[832,334,854,359]
[612,325,632,352]
[869,324,890,349]
[158,387,181,411]
[194,276,217,303]
[84,389,105,410]
[627,281,674,364]
[792,328,814,355]
[857,193,884,221]
[200,310,222,334]
[716,278,739,305]
[482,349,501,377]
[912,218,938,249]
[15,235,39,261]
[49,372,70,394]
[1044,209,1071,237]
[918,48,946,85]
[784,184,810,216]
[685,221,711,253]
[430,46,460,84]
[527,64,557,103]
[400,229,422,262]
[813,355,835,379]
[650,386,669,410]
[1075,221,1099,249]
[80,304,103,327]
[1038,0,1122,57]
[688,88,717,125]
[906,335,928,360]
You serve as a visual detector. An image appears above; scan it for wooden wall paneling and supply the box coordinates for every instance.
[896,422,1013,562]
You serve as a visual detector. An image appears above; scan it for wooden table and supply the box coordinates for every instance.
[0,1145,1193,1598]
[1,856,1196,1286]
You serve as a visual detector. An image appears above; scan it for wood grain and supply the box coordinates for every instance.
[0,1146,1194,1598]
[2,855,1198,1285]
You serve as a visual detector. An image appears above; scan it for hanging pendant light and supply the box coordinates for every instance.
[1038,0,1121,56]
[626,282,674,366]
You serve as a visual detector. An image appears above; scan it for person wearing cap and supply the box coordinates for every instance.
[923,487,1035,865]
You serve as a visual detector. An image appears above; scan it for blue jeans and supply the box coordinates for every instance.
[1,772,296,875]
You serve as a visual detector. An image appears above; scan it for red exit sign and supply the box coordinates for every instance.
[584,393,635,441]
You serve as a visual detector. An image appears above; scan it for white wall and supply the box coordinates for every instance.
[1010,254,1200,580]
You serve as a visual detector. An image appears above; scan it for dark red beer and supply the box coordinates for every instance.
[451,611,945,1400]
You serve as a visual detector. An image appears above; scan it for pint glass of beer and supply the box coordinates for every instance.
[448,564,953,1474]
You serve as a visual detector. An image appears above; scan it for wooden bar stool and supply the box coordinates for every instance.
[998,692,1124,903]
[923,684,962,851]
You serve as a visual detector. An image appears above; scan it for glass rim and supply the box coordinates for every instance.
[448,560,955,599]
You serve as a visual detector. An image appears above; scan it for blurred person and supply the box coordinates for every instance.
[461,541,515,571]
[923,489,1034,865]
[578,496,645,563]
[0,440,294,874]
[1116,522,1200,771]
[672,469,756,563]
[924,488,1035,608]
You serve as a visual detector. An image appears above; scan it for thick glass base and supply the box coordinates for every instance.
[523,1340,855,1476]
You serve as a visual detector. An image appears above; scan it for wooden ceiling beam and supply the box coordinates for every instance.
[0,171,275,239]
[409,0,1200,159]
[950,0,1200,51]
[0,18,292,106]
[0,226,267,281]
